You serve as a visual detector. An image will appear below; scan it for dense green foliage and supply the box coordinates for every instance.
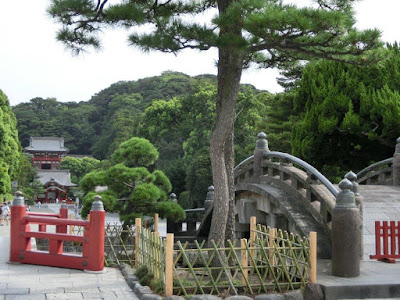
[60,156,101,183]
[291,44,400,181]
[80,137,185,225]
[0,90,20,197]
[13,98,96,154]
[13,72,217,157]
[13,73,268,207]
[137,82,271,207]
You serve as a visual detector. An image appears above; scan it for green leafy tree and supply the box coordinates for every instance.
[80,137,185,225]
[21,180,45,205]
[17,154,37,188]
[61,156,101,183]
[49,0,381,245]
[263,92,297,154]
[292,44,400,181]
[13,98,96,154]
[0,90,20,199]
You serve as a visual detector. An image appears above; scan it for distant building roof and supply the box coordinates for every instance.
[24,137,69,153]
[37,170,77,187]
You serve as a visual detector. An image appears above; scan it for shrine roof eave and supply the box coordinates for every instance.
[24,148,68,153]
[43,181,77,188]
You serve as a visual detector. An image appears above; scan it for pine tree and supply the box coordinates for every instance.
[292,44,400,181]
[49,0,381,244]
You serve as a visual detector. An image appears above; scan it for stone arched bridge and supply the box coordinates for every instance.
[233,133,400,259]
[171,133,400,260]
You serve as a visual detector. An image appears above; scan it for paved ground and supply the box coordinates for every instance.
[0,208,138,300]
[358,185,400,260]
[1,188,399,299]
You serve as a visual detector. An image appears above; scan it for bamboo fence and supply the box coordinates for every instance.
[133,216,317,296]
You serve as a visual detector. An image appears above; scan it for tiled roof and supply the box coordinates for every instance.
[37,170,77,187]
[24,137,69,152]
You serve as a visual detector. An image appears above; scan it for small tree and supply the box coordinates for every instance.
[80,137,185,225]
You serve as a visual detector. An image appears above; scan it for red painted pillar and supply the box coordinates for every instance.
[10,191,30,262]
[85,196,105,272]
[57,201,68,234]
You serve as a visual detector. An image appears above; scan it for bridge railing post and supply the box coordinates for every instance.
[57,200,69,234]
[85,195,105,272]
[254,132,269,182]
[393,137,400,186]
[345,171,364,259]
[10,191,30,262]
[332,179,360,277]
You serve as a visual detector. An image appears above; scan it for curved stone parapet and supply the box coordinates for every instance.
[234,150,337,238]
[356,158,393,185]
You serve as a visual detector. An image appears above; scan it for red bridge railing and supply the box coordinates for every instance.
[10,192,105,272]
[370,221,400,261]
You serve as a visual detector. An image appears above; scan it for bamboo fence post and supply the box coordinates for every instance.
[309,231,317,284]
[241,238,248,285]
[135,218,142,269]
[269,228,276,279]
[154,213,159,235]
[250,216,256,266]
[165,233,174,296]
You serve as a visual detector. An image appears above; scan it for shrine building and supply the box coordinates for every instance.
[24,137,77,203]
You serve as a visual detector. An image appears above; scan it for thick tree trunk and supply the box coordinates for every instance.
[225,130,236,242]
[208,3,244,245]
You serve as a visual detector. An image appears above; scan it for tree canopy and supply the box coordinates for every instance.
[80,137,185,225]
[291,43,400,181]
[49,0,381,245]
[0,90,20,197]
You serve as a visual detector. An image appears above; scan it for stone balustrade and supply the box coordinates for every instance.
[234,133,337,236]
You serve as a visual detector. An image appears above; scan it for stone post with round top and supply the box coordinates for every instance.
[167,193,181,233]
[253,132,269,182]
[332,179,361,277]
[393,137,400,186]
[345,171,364,259]
[204,185,215,210]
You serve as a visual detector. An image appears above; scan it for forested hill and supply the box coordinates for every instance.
[12,71,262,158]
[13,71,269,204]
[14,72,206,155]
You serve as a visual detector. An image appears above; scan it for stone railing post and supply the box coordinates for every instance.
[345,171,364,259]
[332,179,360,277]
[166,193,181,233]
[254,132,269,182]
[204,185,214,210]
[393,137,400,186]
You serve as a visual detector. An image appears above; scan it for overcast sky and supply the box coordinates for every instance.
[0,1,399,106]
